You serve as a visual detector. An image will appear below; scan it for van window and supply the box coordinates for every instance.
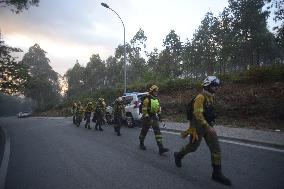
[123,96,133,105]
[137,94,147,103]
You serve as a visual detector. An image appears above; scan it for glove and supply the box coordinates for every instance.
[180,127,199,142]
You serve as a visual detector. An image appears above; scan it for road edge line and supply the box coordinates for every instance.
[160,128,284,150]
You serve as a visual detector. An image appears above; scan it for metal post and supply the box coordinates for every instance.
[101,3,127,94]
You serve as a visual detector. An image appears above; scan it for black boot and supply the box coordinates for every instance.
[85,124,87,128]
[174,152,183,168]
[99,126,103,131]
[140,141,146,150]
[114,126,117,133]
[158,144,169,155]
[73,116,76,124]
[212,165,232,186]
[95,125,98,130]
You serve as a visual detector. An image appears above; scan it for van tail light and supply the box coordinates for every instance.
[134,101,139,108]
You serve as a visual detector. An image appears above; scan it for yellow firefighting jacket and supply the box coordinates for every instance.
[85,104,93,113]
[142,95,161,117]
[193,91,214,128]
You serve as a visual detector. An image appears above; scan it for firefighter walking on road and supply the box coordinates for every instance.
[113,97,125,136]
[72,102,77,124]
[139,85,169,155]
[75,101,84,127]
[84,101,93,129]
[174,76,232,186]
[95,98,106,131]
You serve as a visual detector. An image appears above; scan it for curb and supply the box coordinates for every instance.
[0,126,10,189]
[160,128,284,150]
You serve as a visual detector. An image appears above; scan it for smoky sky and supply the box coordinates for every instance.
[2,0,277,75]
[0,0,127,46]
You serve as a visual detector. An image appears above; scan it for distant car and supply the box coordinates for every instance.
[105,92,148,127]
[17,112,31,118]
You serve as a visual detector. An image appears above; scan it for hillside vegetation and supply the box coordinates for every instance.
[38,65,284,130]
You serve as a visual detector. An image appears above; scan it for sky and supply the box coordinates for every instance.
[0,0,275,75]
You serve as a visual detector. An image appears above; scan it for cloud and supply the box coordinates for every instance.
[0,0,229,75]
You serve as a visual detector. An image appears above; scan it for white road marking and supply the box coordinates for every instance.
[160,130,284,153]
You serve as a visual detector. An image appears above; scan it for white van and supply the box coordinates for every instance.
[105,92,148,127]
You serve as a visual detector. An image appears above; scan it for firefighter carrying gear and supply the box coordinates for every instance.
[113,97,125,136]
[95,98,106,131]
[75,102,84,127]
[174,76,231,186]
[84,102,93,129]
[175,91,221,165]
[72,102,77,124]
[139,85,169,155]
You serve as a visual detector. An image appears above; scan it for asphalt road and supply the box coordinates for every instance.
[0,117,283,189]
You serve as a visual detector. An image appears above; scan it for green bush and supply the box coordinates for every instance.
[57,64,284,112]
[245,65,284,82]
[219,64,284,84]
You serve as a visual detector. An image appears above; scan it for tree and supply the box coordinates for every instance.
[190,12,219,77]
[65,60,85,97]
[270,0,284,59]
[215,8,236,74]
[182,39,195,78]
[84,54,106,91]
[21,44,60,111]
[128,28,147,82]
[160,30,183,78]
[270,0,284,22]
[228,0,273,67]
[0,0,39,93]
[105,56,123,87]
[0,0,39,13]
[0,32,29,94]
[146,48,159,75]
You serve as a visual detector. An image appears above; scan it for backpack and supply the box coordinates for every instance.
[186,94,216,124]
[139,95,148,114]
[186,94,208,121]
[186,96,197,121]
[139,95,160,114]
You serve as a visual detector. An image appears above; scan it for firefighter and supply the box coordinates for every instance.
[174,76,232,186]
[94,98,106,131]
[139,85,169,155]
[75,101,84,127]
[113,97,125,136]
[84,101,93,129]
[92,101,97,123]
[72,102,77,124]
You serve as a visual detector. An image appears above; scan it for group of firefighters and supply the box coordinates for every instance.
[72,97,125,135]
[71,76,232,186]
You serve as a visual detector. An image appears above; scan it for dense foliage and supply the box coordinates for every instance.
[0,33,30,94]
[21,44,60,111]
[65,0,284,98]
[0,0,39,13]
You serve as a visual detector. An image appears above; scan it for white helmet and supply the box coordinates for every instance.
[117,97,123,101]
[202,76,220,87]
